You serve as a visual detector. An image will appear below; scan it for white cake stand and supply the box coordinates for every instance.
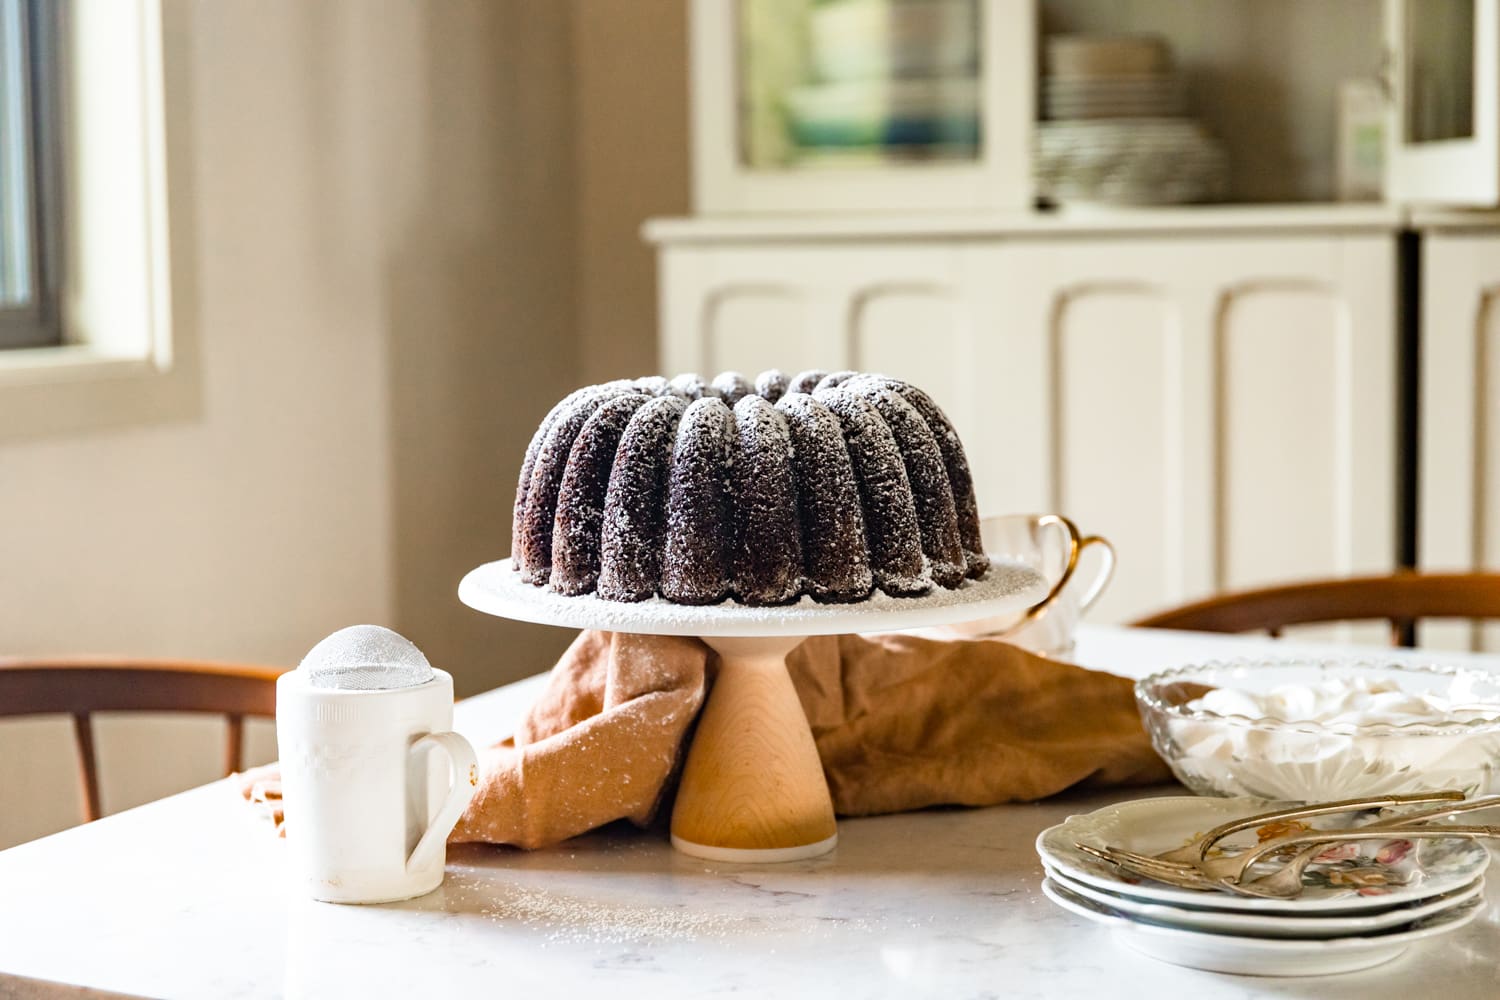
[459,557,1048,864]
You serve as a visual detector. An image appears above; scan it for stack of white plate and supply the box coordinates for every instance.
[1042,75,1183,120]
[1037,34,1227,205]
[1035,119,1229,206]
[1035,797,1489,976]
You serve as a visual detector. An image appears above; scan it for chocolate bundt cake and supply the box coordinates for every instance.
[512,370,989,606]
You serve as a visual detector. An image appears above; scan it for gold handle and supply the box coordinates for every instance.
[1019,514,1082,624]
[1073,535,1116,613]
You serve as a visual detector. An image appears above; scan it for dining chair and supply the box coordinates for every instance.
[1132,572,1500,648]
[0,657,286,821]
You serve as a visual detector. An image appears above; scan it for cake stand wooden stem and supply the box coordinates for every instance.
[670,634,838,862]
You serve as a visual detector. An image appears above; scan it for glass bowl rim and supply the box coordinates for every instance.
[1134,656,1500,738]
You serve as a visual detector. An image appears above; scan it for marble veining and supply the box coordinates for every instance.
[1,627,1498,999]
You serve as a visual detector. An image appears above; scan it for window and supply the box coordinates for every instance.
[0,0,193,442]
[0,0,62,350]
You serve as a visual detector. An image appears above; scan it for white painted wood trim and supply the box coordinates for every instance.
[644,204,1409,244]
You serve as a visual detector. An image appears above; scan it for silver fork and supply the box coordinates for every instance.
[1227,796,1500,898]
[1103,789,1469,870]
[1075,843,1220,891]
[1223,839,1364,899]
[1222,822,1500,896]
[1087,824,1500,893]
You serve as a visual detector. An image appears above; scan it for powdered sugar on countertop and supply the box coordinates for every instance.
[439,865,878,947]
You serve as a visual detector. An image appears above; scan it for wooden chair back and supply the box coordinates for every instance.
[0,657,285,821]
[1132,572,1500,646]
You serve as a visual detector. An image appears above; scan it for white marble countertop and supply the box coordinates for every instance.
[2,626,1499,999]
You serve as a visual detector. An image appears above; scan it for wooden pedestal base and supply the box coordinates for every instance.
[669,635,838,863]
[459,556,1048,864]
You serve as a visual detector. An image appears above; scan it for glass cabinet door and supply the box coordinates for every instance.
[691,0,1034,214]
[1387,0,1500,204]
[737,0,982,172]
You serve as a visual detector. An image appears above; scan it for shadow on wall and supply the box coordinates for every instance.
[383,0,691,693]
[383,0,582,694]
[572,0,691,384]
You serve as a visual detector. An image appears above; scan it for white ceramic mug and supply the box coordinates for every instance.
[276,668,478,904]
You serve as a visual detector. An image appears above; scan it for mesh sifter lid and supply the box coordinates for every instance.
[299,624,435,690]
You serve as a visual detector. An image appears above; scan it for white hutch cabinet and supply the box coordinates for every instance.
[650,214,1399,624]
[649,0,1500,631]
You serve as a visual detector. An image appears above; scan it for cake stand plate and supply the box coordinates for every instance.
[458,558,1047,638]
[459,557,1048,863]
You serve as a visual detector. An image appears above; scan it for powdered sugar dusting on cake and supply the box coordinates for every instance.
[786,370,828,395]
[667,373,719,401]
[776,392,873,603]
[598,396,688,602]
[815,387,929,596]
[754,369,791,403]
[848,374,988,579]
[513,385,597,575]
[549,393,652,595]
[632,375,670,396]
[661,397,735,605]
[812,370,859,393]
[729,395,802,605]
[710,371,752,406]
[514,370,997,607]
[517,384,639,583]
[852,385,966,588]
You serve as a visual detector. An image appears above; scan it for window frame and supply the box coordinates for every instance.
[0,0,64,351]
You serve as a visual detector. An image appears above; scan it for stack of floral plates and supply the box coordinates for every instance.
[1036,797,1489,976]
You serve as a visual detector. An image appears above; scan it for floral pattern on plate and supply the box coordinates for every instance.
[1036,796,1492,914]
[1210,821,1419,895]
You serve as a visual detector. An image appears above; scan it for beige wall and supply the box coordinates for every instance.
[573,1,691,384]
[0,0,660,848]
[383,1,582,695]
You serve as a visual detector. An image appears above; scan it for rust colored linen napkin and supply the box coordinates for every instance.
[444,630,1171,848]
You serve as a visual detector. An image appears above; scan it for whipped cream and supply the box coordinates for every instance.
[1187,676,1500,730]
[1159,672,1500,800]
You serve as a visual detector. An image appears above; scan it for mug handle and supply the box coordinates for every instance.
[1075,535,1117,613]
[406,730,479,874]
[1021,514,1083,622]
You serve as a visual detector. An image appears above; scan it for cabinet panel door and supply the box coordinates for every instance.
[1218,285,1349,589]
[1420,232,1500,649]
[701,287,815,377]
[1051,286,1179,626]
[996,236,1396,624]
[849,286,964,409]
[658,243,982,431]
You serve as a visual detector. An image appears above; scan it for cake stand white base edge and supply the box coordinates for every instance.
[670,832,839,864]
